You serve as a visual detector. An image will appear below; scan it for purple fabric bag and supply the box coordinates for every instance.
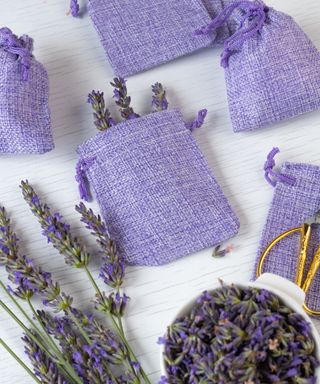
[197,1,320,132]
[76,109,239,266]
[255,148,320,313]
[87,0,214,77]
[0,28,53,155]
[70,0,237,77]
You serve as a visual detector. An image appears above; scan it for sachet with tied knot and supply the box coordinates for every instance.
[255,148,320,313]
[70,0,235,77]
[0,28,53,154]
[76,86,239,266]
[197,0,320,132]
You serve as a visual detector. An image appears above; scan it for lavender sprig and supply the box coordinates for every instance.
[23,333,69,384]
[21,180,89,268]
[0,205,134,383]
[19,182,151,383]
[151,83,168,112]
[0,206,72,309]
[161,284,319,383]
[87,90,116,131]
[38,310,129,383]
[111,77,140,120]
[76,202,125,290]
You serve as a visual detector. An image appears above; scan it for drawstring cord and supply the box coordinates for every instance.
[75,157,96,201]
[196,1,269,68]
[186,109,208,132]
[70,0,80,17]
[264,148,296,187]
[0,28,33,81]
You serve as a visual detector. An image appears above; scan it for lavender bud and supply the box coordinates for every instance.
[87,90,116,131]
[151,83,169,112]
[110,77,139,120]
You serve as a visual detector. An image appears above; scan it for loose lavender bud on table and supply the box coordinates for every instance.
[87,90,116,131]
[161,284,319,383]
[110,77,140,120]
[151,83,169,112]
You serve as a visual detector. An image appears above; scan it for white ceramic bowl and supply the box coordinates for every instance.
[160,273,320,381]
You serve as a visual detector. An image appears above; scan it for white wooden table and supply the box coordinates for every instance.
[0,1,320,382]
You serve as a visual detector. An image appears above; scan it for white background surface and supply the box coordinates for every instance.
[0,0,320,382]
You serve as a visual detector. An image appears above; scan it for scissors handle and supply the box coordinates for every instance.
[302,244,320,293]
[296,224,312,287]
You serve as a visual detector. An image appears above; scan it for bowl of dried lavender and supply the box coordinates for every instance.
[159,273,320,383]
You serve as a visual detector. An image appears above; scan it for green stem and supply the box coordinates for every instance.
[65,307,118,383]
[0,282,82,384]
[66,308,91,344]
[0,300,58,363]
[0,338,41,384]
[0,281,47,342]
[84,266,151,384]
[27,299,83,384]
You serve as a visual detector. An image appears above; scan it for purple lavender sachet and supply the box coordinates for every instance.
[85,0,216,77]
[0,28,53,155]
[76,81,239,266]
[255,148,320,313]
[197,1,320,132]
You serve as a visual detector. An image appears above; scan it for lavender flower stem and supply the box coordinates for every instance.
[0,300,57,362]
[0,282,81,384]
[26,299,83,384]
[0,281,46,341]
[66,308,92,344]
[0,338,41,384]
[83,266,151,383]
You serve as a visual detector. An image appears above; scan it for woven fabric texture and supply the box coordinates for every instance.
[202,0,233,44]
[88,0,217,77]
[224,5,320,132]
[77,109,239,266]
[0,37,53,154]
[256,162,320,313]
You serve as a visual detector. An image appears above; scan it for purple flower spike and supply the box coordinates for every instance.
[75,202,125,290]
[20,180,89,268]
[110,77,140,120]
[87,90,117,131]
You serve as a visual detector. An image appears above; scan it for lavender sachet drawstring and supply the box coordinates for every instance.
[70,0,80,17]
[264,148,296,187]
[75,157,96,201]
[186,109,208,132]
[0,28,33,81]
[196,1,269,68]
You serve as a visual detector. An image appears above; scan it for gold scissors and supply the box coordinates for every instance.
[257,213,320,316]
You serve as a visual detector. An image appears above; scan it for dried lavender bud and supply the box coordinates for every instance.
[151,83,168,112]
[95,291,129,317]
[110,77,139,120]
[87,90,116,131]
[22,332,69,384]
[21,180,89,268]
[161,285,319,384]
[212,244,234,258]
[75,202,125,290]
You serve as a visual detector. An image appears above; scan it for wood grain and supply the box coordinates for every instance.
[0,0,320,382]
